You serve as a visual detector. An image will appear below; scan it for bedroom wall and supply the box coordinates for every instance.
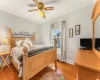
[0,10,40,63]
[0,9,40,44]
[39,3,94,64]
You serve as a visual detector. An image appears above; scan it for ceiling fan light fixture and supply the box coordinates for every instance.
[39,11,44,17]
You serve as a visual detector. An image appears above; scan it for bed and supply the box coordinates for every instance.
[8,28,57,80]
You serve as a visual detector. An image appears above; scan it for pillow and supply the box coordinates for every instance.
[32,40,35,45]
[22,43,30,48]
[15,40,23,47]
[22,38,33,47]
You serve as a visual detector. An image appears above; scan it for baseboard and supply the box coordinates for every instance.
[66,59,74,65]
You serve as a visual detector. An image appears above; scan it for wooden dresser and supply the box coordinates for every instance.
[75,49,100,80]
[75,0,100,80]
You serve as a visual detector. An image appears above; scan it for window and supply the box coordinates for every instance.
[51,29,61,48]
[51,23,61,53]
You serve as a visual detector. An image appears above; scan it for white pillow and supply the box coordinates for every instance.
[22,43,30,48]
[22,38,33,47]
[32,41,35,45]
[15,40,23,47]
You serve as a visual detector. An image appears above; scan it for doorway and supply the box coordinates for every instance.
[51,22,62,60]
[51,21,66,62]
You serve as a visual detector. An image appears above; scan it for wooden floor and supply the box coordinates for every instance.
[0,61,77,80]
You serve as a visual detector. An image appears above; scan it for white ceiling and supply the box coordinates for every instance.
[0,0,93,24]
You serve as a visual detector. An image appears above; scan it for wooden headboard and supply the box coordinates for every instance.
[8,28,36,48]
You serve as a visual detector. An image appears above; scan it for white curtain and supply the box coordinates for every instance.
[61,21,66,62]
[50,21,66,62]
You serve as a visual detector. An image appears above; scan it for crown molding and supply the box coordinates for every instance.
[40,0,94,24]
[61,1,94,16]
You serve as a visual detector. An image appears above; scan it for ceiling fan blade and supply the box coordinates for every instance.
[43,14,46,18]
[28,9,38,12]
[44,7,54,10]
[43,0,58,5]
[28,4,36,7]
[29,0,58,7]
[40,11,46,18]
[33,0,39,6]
[42,11,46,18]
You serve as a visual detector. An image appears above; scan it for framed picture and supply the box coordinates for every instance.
[69,28,73,38]
[75,25,80,35]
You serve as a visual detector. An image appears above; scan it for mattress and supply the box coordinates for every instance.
[18,45,54,63]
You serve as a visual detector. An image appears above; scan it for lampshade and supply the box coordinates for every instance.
[39,11,44,17]
[1,39,9,45]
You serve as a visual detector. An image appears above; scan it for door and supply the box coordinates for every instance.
[51,23,62,60]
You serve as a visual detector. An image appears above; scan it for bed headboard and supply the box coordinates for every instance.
[8,28,36,48]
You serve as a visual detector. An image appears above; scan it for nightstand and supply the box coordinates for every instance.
[0,52,10,71]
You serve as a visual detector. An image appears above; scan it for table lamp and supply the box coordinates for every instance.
[1,39,9,52]
[2,39,9,45]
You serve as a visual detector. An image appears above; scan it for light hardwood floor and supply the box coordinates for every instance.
[0,61,77,80]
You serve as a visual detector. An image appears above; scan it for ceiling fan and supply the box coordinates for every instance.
[28,0,54,18]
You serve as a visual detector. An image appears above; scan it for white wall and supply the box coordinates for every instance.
[0,10,40,63]
[40,3,93,64]
[0,10,40,44]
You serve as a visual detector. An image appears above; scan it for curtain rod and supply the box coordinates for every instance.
[50,21,65,26]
